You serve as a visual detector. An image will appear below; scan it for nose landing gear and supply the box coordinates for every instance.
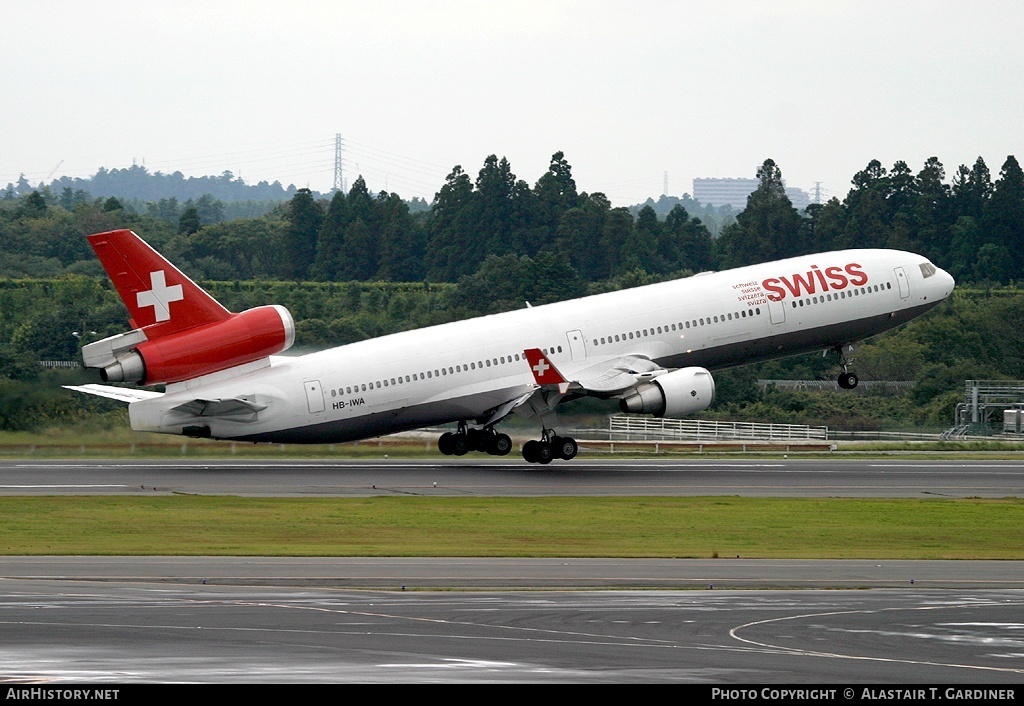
[832,344,859,389]
[838,370,859,389]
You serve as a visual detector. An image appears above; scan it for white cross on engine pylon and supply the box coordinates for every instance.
[533,359,549,376]
[136,270,183,322]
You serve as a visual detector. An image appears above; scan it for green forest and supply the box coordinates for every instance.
[2,152,1023,435]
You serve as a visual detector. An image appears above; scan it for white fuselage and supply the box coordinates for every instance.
[128,249,954,442]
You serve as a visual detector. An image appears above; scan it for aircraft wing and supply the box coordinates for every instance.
[63,384,163,404]
[567,354,665,395]
[523,348,666,396]
[476,391,535,428]
[476,349,661,428]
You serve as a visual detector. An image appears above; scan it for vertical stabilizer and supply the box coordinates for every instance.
[87,229,231,336]
[81,229,294,385]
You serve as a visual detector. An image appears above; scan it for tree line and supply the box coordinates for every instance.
[4,164,302,203]
[4,152,1022,288]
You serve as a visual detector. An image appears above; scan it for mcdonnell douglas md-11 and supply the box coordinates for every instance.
[67,229,954,463]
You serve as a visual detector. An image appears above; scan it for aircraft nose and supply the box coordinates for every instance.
[938,267,955,297]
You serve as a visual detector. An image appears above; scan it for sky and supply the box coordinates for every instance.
[2,1,1022,207]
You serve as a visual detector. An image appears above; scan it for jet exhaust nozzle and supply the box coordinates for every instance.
[100,351,146,383]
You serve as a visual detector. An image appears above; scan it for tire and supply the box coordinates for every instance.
[438,432,455,455]
[467,428,488,452]
[451,433,470,456]
[535,441,554,465]
[522,439,539,463]
[489,433,513,456]
[555,436,578,460]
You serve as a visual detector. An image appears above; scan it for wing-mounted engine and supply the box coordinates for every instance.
[619,367,715,417]
[83,304,295,385]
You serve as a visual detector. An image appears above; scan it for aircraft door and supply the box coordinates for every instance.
[566,329,587,362]
[766,298,786,325]
[894,267,910,299]
[303,380,325,414]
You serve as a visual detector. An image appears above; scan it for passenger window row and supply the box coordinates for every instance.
[789,282,891,308]
[328,345,565,398]
[592,307,763,347]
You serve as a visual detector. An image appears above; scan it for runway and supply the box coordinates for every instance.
[3,556,1024,590]
[0,579,1021,683]
[2,458,1022,683]
[2,457,1024,497]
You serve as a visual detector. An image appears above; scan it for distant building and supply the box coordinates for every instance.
[692,178,757,210]
[693,177,811,211]
[785,187,810,210]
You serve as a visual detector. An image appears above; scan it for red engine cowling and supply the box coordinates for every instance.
[100,305,295,385]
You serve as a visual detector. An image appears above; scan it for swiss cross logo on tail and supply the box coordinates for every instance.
[136,270,184,322]
[523,348,570,393]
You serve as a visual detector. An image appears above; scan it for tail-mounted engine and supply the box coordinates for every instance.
[83,305,295,386]
[619,367,715,417]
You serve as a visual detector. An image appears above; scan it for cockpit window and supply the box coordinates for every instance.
[919,262,937,279]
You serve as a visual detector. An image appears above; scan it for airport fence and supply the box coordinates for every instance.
[606,416,829,442]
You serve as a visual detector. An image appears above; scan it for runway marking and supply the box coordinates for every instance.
[869,464,1024,469]
[378,658,518,669]
[0,485,127,489]
[11,462,789,469]
[729,600,1024,675]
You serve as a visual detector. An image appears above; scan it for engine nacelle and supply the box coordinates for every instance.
[99,305,294,385]
[619,367,715,417]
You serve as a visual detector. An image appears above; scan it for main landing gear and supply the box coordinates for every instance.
[832,344,859,390]
[437,422,513,457]
[522,429,578,465]
[436,424,579,464]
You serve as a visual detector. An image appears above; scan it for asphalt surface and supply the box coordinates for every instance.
[2,457,1023,497]
[0,580,1021,683]
[1,457,1022,684]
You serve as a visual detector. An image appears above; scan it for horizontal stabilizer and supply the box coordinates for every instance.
[169,396,267,422]
[64,384,163,404]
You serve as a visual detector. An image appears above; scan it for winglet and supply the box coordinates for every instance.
[523,348,570,393]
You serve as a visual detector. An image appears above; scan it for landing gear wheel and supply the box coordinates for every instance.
[488,432,513,456]
[553,436,578,460]
[832,344,858,390]
[522,439,540,463]
[450,432,470,455]
[438,432,455,455]
[535,441,554,464]
[522,439,553,464]
[467,427,488,452]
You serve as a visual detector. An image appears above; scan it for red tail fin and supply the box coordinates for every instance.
[83,229,294,385]
[87,229,231,337]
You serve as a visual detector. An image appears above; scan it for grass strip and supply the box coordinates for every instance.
[0,496,1021,558]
